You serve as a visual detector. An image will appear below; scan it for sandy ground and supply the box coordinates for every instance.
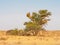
[0,35,60,45]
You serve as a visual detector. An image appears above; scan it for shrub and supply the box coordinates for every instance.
[6,29,18,35]
[18,30,24,36]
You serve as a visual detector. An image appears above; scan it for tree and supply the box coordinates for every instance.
[24,10,51,35]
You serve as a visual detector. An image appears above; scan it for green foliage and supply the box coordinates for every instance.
[24,21,41,31]
[24,10,51,35]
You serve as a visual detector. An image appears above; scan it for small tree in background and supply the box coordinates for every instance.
[24,10,51,35]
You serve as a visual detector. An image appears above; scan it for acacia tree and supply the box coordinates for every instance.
[24,10,51,35]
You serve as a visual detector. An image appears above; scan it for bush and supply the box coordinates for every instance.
[6,29,26,36]
[6,29,18,35]
[18,30,24,36]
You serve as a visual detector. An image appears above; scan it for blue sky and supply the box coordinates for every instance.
[0,0,60,30]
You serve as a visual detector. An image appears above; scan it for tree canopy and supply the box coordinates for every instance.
[24,10,51,34]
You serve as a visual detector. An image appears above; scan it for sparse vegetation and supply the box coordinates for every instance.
[6,28,18,35]
[0,0,60,45]
[6,10,51,36]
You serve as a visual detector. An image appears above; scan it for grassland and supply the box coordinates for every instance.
[0,30,60,45]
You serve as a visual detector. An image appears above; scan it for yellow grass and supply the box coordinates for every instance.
[0,30,60,45]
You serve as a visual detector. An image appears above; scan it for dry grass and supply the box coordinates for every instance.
[0,30,60,45]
